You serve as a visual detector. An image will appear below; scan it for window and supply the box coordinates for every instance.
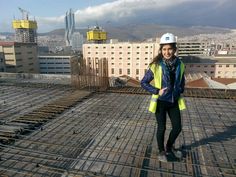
[127,69,130,75]
[136,69,139,75]
[219,65,222,67]
[119,68,122,74]
[119,46,122,49]
[226,64,229,67]
[111,68,114,74]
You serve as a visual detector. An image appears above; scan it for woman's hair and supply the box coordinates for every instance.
[150,43,177,65]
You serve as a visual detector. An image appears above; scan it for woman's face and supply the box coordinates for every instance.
[161,44,176,60]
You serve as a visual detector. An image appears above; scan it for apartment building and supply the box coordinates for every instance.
[178,41,210,57]
[183,55,236,78]
[0,42,39,73]
[83,41,159,80]
[38,54,77,74]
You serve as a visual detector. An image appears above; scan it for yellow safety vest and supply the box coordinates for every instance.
[148,62,186,113]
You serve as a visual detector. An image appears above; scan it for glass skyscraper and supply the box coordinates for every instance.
[65,9,75,46]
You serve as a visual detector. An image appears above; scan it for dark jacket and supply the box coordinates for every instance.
[141,58,185,103]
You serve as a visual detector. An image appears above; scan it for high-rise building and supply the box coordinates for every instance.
[12,8,37,43]
[71,32,84,51]
[65,9,75,46]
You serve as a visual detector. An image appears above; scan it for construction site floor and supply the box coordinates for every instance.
[0,86,235,177]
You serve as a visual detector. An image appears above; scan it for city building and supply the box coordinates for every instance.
[178,41,210,57]
[183,55,236,78]
[83,41,159,80]
[71,32,84,51]
[38,54,78,74]
[0,42,39,73]
[12,8,37,43]
[83,40,236,80]
[65,9,75,47]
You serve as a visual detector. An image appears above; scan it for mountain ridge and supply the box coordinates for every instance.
[1,24,232,42]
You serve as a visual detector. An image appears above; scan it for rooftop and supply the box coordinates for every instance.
[181,56,236,64]
[0,77,235,177]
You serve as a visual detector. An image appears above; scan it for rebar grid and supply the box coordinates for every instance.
[0,87,235,176]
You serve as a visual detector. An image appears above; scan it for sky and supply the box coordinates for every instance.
[0,0,236,33]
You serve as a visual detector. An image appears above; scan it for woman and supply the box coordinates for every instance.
[141,33,186,162]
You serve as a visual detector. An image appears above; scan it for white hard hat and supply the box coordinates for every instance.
[160,33,177,44]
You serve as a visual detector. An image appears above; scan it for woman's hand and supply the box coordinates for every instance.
[158,87,167,96]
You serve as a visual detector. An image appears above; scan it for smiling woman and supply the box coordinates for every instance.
[141,32,186,162]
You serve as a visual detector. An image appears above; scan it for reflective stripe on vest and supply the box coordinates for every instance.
[148,61,186,113]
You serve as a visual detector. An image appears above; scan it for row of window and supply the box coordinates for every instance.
[87,57,151,60]
[40,67,70,69]
[41,72,70,74]
[111,63,148,66]
[111,68,145,75]
[87,46,153,49]
[188,64,236,68]
[39,58,70,60]
[40,62,70,64]
[87,52,152,55]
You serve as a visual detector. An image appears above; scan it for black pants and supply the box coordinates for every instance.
[155,100,182,152]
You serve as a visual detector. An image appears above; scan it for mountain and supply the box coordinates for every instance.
[1,24,232,42]
[37,24,232,42]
